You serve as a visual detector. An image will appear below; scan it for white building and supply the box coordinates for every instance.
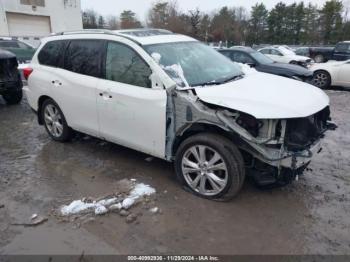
[0,0,82,39]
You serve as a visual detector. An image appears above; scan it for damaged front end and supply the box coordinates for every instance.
[165,88,336,187]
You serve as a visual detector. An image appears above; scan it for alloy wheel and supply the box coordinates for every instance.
[181,145,228,196]
[313,72,328,88]
[44,104,64,138]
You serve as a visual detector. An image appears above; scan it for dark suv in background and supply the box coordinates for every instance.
[218,47,313,82]
[0,38,36,63]
[0,49,23,104]
[295,41,350,63]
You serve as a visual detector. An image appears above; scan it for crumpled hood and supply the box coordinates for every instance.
[195,72,329,119]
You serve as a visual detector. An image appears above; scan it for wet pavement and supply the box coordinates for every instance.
[0,90,349,255]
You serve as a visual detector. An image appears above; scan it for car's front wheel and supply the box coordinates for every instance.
[41,99,72,142]
[175,133,245,201]
[312,70,331,89]
[2,90,23,105]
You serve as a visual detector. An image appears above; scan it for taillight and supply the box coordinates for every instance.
[23,67,33,80]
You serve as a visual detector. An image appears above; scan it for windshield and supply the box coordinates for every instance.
[144,41,243,87]
[250,51,274,64]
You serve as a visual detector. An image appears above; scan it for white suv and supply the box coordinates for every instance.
[24,29,334,200]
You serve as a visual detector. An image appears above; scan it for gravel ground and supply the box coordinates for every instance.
[0,90,349,255]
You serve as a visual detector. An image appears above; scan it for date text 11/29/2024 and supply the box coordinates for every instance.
[128,256,220,261]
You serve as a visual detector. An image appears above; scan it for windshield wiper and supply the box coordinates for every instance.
[192,74,244,87]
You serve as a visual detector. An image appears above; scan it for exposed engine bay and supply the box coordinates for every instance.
[165,88,336,186]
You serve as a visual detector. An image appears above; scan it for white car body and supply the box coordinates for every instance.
[258,46,311,65]
[310,60,350,88]
[23,29,332,198]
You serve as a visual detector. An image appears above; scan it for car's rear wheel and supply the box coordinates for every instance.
[2,90,23,105]
[312,70,331,89]
[175,133,245,201]
[41,99,72,142]
[314,54,325,63]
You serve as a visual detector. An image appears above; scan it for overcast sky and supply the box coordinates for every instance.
[81,0,330,21]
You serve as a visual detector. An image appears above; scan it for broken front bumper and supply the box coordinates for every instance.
[279,141,322,169]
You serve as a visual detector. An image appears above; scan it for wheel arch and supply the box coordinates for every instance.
[37,95,54,125]
[171,123,238,158]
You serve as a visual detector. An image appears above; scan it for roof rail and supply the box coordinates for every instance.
[54,29,115,36]
[52,29,143,46]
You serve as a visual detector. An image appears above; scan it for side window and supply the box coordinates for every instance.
[38,40,67,67]
[105,42,152,88]
[219,51,232,60]
[64,40,104,78]
[335,43,350,54]
[271,49,283,56]
[260,49,270,55]
[233,52,254,64]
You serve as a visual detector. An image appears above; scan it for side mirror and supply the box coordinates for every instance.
[247,63,256,68]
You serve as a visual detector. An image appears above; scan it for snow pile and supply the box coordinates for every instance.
[234,62,257,75]
[122,183,156,210]
[60,182,156,216]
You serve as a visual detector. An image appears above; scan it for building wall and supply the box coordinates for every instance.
[0,0,82,36]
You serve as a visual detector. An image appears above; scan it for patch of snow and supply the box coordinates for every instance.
[122,198,135,210]
[233,62,257,75]
[60,200,97,216]
[109,203,122,211]
[122,183,156,210]
[97,198,118,207]
[151,52,162,64]
[150,207,159,214]
[95,205,108,215]
[60,182,156,216]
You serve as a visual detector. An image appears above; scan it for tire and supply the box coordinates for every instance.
[314,54,325,63]
[175,133,245,201]
[2,90,22,105]
[312,70,331,89]
[41,99,72,142]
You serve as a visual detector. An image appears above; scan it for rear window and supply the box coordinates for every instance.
[38,40,67,67]
[64,40,104,78]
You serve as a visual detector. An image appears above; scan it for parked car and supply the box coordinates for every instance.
[310,60,350,89]
[258,46,313,67]
[0,49,23,104]
[218,47,313,82]
[24,29,334,200]
[0,38,36,63]
[295,41,350,63]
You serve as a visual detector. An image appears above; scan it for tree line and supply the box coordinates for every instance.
[82,0,350,46]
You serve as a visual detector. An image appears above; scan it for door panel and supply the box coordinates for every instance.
[52,69,100,136]
[337,63,350,87]
[97,41,167,158]
[97,81,167,157]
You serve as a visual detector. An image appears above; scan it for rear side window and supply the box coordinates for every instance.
[233,52,254,64]
[105,42,152,88]
[260,49,270,55]
[38,40,67,67]
[219,51,233,60]
[335,43,350,54]
[64,40,104,78]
